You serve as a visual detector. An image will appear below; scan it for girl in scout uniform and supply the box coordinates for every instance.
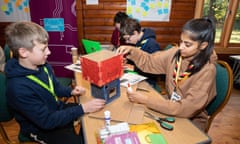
[117,17,217,131]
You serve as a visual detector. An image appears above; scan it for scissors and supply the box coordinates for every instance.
[144,111,175,131]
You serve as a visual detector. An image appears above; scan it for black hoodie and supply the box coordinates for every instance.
[5,58,84,134]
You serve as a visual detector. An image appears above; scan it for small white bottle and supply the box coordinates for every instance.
[127,83,133,92]
[104,110,111,127]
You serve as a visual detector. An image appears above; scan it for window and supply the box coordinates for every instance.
[196,0,240,54]
[203,0,229,43]
[229,3,240,44]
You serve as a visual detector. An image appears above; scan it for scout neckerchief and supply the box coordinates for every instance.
[171,56,194,101]
[136,39,148,49]
[26,66,58,101]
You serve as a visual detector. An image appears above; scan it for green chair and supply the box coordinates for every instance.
[164,44,173,50]
[57,77,72,87]
[205,60,233,132]
[0,72,36,144]
[4,44,12,62]
[163,43,177,50]
[0,72,14,144]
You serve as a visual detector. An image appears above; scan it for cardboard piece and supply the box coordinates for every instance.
[88,103,145,125]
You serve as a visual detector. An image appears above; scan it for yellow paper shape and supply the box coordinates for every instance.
[130,122,160,133]
[127,6,132,14]
[164,2,169,8]
[135,7,141,13]
[1,5,7,11]
[130,122,161,144]
[142,11,148,17]
[157,2,162,7]
[149,3,155,9]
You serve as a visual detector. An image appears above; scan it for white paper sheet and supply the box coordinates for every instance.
[120,73,147,87]
[64,60,82,72]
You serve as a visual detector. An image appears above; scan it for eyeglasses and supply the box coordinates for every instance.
[123,35,133,41]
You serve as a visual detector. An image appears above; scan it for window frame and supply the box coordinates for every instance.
[194,0,240,54]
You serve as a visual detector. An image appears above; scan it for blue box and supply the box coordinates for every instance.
[91,79,120,104]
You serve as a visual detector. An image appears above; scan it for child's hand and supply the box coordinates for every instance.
[109,44,115,51]
[82,99,106,113]
[127,91,147,104]
[116,45,134,56]
[71,86,86,96]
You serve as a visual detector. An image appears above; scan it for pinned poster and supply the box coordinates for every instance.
[127,0,172,22]
[0,0,30,22]
[86,0,98,5]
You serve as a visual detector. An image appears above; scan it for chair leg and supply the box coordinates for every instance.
[0,123,13,144]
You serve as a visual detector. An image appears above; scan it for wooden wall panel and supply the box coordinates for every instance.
[0,1,196,54]
[76,0,196,53]
[0,0,238,58]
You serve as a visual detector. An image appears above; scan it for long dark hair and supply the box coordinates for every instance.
[174,17,216,75]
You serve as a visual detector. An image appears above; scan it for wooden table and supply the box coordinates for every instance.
[75,72,211,144]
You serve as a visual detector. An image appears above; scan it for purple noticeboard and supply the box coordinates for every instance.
[29,0,78,78]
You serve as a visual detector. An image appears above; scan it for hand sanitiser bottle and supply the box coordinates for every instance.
[127,83,133,92]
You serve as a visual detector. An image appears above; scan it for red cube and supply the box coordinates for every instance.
[80,50,123,87]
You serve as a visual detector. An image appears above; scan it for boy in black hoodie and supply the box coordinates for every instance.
[120,18,162,91]
[5,21,105,144]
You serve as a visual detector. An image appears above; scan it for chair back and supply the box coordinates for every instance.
[0,72,14,144]
[4,44,12,62]
[205,60,233,132]
[0,72,14,122]
[164,43,177,50]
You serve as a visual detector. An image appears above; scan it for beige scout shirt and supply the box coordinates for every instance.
[127,46,218,130]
